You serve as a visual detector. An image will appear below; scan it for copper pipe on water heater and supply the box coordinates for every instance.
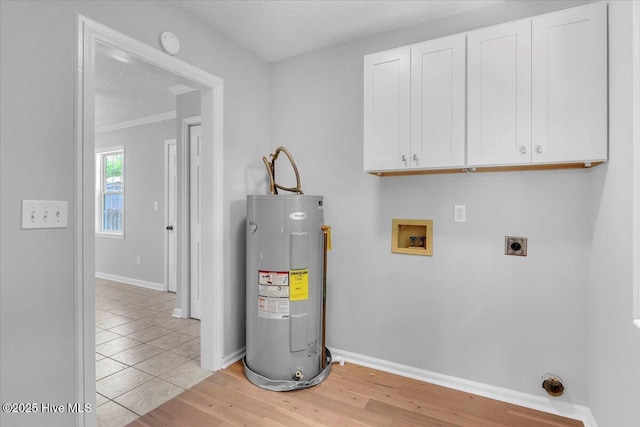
[262,146,304,195]
[320,225,330,370]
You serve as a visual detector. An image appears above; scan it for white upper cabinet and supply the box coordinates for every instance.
[467,20,532,167]
[411,34,466,169]
[531,2,608,164]
[363,46,411,172]
[363,2,607,174]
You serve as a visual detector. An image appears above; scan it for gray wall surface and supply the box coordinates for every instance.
[269,0,638,420]
[587,2,640,426]
[0,1,269,426]
[95,119,174,285]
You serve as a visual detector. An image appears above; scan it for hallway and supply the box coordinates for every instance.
[95,279,210,427]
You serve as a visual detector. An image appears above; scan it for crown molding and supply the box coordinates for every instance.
[96,111,176,134]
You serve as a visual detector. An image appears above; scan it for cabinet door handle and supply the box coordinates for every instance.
[401,154,407,162]
[536,145,543,154]
[520,146,527,154]
[413,154,418,161]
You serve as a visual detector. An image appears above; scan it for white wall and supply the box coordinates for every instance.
[0,1,268,426]
[269,0,599,408]
[586,2,640,426]
[95,119,174,286]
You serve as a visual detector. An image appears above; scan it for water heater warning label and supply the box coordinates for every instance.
[259,271,289,286]
[258,270,290,319]
[289,269,309,301]
[258,297,289,319]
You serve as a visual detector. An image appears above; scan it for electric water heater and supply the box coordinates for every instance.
[244,194,331,391]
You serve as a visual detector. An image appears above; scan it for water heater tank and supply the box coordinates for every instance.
[244,194,331,391]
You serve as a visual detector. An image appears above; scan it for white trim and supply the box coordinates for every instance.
[177,116,201,320]
[95,111,176,134]
[74,15,93,427]
[329,348,597,427]
[95,232,124,239]
[632,0,640,324]
[75,15,225,426]
[164,139,177,293]
[171,308,183,318]
[222,347,246,369]
[95,272,164,291]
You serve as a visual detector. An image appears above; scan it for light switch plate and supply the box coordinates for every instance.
[21,200,68,229]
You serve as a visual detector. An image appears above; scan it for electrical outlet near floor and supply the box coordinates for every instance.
[505,236,527,256]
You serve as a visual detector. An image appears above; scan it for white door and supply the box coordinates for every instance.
[190,124,202,319]
[531,2,607,164]
[165,140,177,293]
[467,19,532,167]
[363,46,411,172]
[411,33,466,169]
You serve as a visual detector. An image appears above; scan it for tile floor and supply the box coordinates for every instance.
[95,278,211,427]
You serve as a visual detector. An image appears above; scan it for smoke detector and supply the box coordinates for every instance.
[160,31,180,56]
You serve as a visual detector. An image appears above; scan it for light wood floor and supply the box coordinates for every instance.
[127,361,583,427]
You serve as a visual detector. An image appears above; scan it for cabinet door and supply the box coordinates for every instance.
[467,20,532,167]
[363,47,411,172]
[411,34,466,169]
[532,2,607,163]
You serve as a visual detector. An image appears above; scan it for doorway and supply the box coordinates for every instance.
[76,15,224,426]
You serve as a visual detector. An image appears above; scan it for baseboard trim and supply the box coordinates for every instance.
[222,347,246,369]
[95,272,164,292]
[172,308,183,318]
[329,348,597,427]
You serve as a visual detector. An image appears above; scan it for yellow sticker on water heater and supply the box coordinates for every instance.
[289,269,309,301]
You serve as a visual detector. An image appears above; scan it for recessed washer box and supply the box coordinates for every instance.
[391,219,433,256]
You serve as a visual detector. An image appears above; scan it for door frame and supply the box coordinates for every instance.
[164,138,177,294]
[175,117,202,319]
[633,0,640,327]
[75,15,225,426]
[189,122,203,319]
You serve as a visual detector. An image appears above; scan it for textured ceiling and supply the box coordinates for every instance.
[175,0,503,62]
[94,53,182,128]
[96,0,503,126]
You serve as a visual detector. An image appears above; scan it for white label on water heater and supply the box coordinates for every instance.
[258,297,289,319]
[258,270,290,319]
[259,271,289,286]
[259,284,289,298]
[289,212,306,220]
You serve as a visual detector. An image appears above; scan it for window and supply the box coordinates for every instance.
[96,147,124,237]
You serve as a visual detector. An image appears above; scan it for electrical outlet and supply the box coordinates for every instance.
[505,236,527,256]
[136,254,141,264]
[454,205,466,223]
